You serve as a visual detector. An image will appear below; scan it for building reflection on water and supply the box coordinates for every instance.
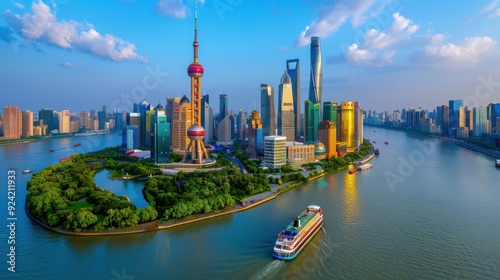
[342,168,359,228]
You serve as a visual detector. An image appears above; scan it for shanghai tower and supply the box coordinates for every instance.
[309,36,322,119]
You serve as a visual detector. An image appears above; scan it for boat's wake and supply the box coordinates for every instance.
[251,259,285,280]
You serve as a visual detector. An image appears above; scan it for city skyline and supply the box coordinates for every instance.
[1,0,500,114]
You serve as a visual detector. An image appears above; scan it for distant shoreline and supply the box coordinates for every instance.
[365,123,500,158]
[0,131,114,146]
[0,134,73,146]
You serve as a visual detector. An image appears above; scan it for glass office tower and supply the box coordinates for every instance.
[305,100,319,142]
[260,84,275,137]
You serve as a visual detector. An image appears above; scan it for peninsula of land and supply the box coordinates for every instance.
[25,142,373,236]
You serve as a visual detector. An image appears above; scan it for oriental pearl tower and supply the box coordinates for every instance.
[182,2,209,164]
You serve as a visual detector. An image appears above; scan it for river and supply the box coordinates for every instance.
[1,128,500,279]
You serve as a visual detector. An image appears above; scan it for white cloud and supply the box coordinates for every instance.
[423,37,495,62]
[346,43,395,66]
[3,1,146,62]
[156,0,186,18]
[343,13,417,66]
[361,13,418,49]
[59,61,72,68]
[295,0,391,47]
[13,2,24,9]
[410,37,496,69]
[480,0,500,18]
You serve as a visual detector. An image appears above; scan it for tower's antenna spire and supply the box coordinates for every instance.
[193,0,199,63]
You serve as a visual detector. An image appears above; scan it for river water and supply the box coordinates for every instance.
[1,129,500,279]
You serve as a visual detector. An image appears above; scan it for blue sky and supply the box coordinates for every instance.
[1,0,500,116]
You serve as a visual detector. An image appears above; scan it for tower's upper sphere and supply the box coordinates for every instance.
[188,62,204,78]
[187,124,205,140]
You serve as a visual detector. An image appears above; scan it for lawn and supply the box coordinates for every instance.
[72,201,95,211]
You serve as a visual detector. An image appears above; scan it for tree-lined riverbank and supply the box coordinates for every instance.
[26,141,373,235]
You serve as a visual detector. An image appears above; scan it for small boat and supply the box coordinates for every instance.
[348,169,358,174]
[357,163,373,171]
[23,169,31,174]
[384,141,389,145]
[49,149,55,152]
[374,148,380,155]
[273,205,323,260]
[496,159,500,167]
[372,141,376,143]
[74,143,81,146]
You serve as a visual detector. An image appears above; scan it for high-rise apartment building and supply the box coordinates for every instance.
[436,105,449,136]
[459,106,466,128]
[309,37,322,119]
[488,103,500,133]
[166,97,181,145]
[286,59,301,139]
[113,111,124,131]
[473,106,487,137]
[449,99,463,136]
[22,110,33,137]
[98,110,107,131]
[39,108,54,133]
[139,102,155,148]
[201,95,213,144]
[354,101,363,149]
[260,84,275,137]
[79,110,90,130]
[264,135,287,169]
[278,70,295,141]
[237,110,247,140]
[0,114,3,136]
[172,96,192,153]
[304,100,319,142]
[58,110,70,133]
[229,111,236,139]
[3,106,22,139]
[466,108,473,134]
[166,97,180,124]
[201,94,209,126]
[217,115,232,144]
[122,125,138,150]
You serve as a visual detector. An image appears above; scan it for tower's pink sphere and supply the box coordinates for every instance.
[187,125,205,140]
[187,63,204,78]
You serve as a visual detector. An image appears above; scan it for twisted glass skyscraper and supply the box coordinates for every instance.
[309,37,322,119]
